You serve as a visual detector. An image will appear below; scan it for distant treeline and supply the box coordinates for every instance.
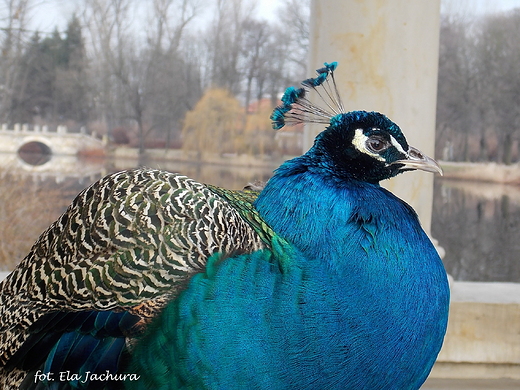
[436,9,520,164]
[0,0,308,154]
[1,1,519,163]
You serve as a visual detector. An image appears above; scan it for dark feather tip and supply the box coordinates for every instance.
[322,61,338,73]
[271,121,285,130]
[326,61,338,71]
[301,72,328,88]
[281,86,306,105]
[315,66,329,75]
[270,105,292,129]
[315,62,337,75]
[270,108,285,122]
[270,106,285,130]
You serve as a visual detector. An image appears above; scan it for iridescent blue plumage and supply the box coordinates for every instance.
[0,62,449,390]
[251,148,448,388]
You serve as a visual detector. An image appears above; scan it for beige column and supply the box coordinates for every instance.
[307,0,441,233]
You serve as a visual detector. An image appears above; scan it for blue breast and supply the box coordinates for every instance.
[128,161,449,389]
[253,162,450,388]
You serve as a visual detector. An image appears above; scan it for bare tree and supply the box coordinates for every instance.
[476,10,520,164]
[0,0,33,122]
[139,0,201,150]
[82,0,200,156]
[436,15,476,161]
[276,0,309,73]
[265,0,310,106]
[241,18,270,113]
[197,0,310,107]
[81,0,132,134]
[436,9,520,164]
[203,0,256,94]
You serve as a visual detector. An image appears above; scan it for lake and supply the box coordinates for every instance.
[1,153,518,282]
[432,178,520,283]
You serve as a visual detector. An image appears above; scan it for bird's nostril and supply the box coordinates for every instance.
[408,149,423,159]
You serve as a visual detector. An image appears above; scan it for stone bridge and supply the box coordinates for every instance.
[0,123,105,156]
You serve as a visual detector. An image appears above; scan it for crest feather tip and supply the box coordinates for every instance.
[270,60,343,130]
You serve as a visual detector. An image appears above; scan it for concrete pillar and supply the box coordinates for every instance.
[308,0,441,233]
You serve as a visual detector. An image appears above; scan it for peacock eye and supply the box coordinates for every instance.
[366,136,389,153]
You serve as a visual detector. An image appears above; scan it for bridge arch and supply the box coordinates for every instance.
[17,138,53,166]
[0,125,105,156]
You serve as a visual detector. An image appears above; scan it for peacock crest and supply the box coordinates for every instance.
[270,62,345,130]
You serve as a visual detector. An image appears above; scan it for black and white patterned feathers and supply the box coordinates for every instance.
[0,168,268,388]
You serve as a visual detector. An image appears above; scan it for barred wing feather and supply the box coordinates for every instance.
[0,168,266,387]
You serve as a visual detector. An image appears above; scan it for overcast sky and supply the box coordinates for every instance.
[24,0,520,35]
[28,0,282,34]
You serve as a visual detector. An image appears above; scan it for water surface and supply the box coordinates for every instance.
[1,153,518,282]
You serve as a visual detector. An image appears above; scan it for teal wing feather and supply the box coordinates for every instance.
[206,184,276,247]
[0,168,269,388]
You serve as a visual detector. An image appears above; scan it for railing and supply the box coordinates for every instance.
[0,123,99,138]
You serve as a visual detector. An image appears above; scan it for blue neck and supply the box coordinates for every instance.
[255,155,423,271]
[254,154,447,304]
[253,156,449,388]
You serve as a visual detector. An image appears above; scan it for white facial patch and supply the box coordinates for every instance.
[389,135,407,155]
[351,129,386,161]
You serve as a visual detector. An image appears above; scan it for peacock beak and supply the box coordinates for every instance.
[393,146,443,175]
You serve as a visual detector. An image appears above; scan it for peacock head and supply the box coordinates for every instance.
[270,62,442,184]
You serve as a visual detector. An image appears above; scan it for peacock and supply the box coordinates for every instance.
[0,62,449,390]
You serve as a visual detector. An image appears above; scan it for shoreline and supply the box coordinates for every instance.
[440,161,520,185]
[104,148,520,185]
